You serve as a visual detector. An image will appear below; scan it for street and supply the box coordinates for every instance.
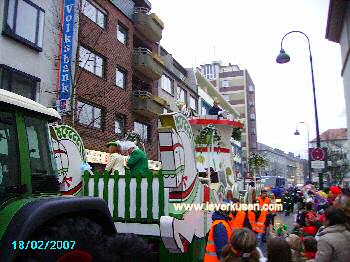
[259,205,298,256]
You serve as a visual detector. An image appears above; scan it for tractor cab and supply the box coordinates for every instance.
[0,89,60,205]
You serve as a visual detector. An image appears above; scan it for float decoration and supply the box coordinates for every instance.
[194,124,222,153]
[124,130,145,151]
[231,127,242,141]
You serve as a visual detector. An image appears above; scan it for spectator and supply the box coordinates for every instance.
[313,207,350,262]
[286,234,303,262]
[267,237,292,262]
[221,228,266,262]
[302,237,317,261]
[297,202,314,227]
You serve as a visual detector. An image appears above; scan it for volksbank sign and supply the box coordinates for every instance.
[58,0,76,112]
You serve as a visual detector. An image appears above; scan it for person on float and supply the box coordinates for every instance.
[123,141,149,176]
[208,99,222,115]
[105,141,125,176]
[204,206,232,262]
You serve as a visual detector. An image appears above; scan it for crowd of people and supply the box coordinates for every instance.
[205,183,350,262]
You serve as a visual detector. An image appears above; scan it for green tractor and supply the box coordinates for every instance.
[0,90,116,262]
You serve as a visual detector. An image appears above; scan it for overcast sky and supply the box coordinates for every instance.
[150,0,346,158]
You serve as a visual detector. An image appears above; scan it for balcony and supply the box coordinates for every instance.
[133,48,163,80]
[133,91,168,118]
[133,7,164,42]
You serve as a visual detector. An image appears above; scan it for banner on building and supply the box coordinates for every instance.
[57,0,76,113]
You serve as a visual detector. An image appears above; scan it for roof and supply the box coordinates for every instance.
[325,0,346,42]
[310,128,348,142]
[0,89,61,120]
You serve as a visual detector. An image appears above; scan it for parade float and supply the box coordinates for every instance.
[0,89,247,261]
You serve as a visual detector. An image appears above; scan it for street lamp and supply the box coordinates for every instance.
[276,30,324,189]
[294,121,311,181]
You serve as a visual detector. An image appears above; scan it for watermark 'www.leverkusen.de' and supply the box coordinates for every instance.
[172,202,284,212]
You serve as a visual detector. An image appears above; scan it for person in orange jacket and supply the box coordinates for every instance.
[228,199,252,231]
[257,190,271,243]
[204,209,232,262]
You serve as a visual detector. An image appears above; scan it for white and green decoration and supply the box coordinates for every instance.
[49,124,88,196]
[195,124,222,150]
[124,130,145,152]
[231,127,242,141]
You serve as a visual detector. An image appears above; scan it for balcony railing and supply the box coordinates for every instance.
[133,90,167,118]
[133,7,164,42]
[133,48,163,80]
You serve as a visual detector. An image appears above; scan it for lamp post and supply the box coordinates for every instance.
[276,30,323,189]
[294,121,311,181]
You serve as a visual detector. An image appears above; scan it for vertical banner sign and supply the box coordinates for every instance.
[57,0,76,112]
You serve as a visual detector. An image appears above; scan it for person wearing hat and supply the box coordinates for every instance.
[105,141,125,176]
[123,141,149,176]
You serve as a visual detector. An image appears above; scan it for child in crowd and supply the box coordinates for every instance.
[267,237,292,262]
[302,237,317,260]
[221,228,266,262]
[286,234,303,262]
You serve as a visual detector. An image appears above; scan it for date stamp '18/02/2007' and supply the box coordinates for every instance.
[12,241,76,250]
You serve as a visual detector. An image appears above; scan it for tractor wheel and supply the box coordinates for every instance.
[15,216,110,262]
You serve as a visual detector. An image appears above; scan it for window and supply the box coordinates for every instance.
[189,95,198,111]
[203,65,216,80]
[250,113,256,120]
[178,87,187,104]
[251,128,256,134]
[161,75,174,95]
[0,64,39,100]
[77,101,103,129]
[134,122,150,143]
[115,115,126,136]
[81,0,106,28]
[24,116,55,177]
[79,46,104,77]
[222,94,230,101]
[116,67,127,89]
[222,80,230,88]
[248,85,255,92]
[117,22,128,45]
[3,0,45,50]
[0,110,20,203]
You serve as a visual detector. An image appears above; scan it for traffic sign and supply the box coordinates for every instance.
[311,161,325,169]
[311,148,325,161]
[309,147,328,172]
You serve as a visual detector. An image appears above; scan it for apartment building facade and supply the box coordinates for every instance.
[200,62,257,172]
[158,46,198,113]
[74,0,165,162]
[0,0,62,107]
[257,142,307,185]
[326,0,350,143]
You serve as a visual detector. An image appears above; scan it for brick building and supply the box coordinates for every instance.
[73,0,166,162]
